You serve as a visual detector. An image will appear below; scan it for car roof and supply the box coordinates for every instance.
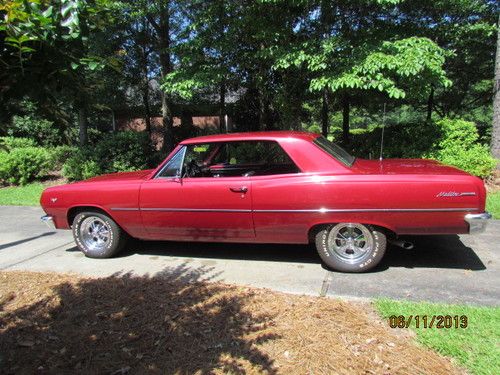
[180,131,319,144]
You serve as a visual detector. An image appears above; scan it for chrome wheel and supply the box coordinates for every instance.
[79,216,110,252]
[327,223,374,264]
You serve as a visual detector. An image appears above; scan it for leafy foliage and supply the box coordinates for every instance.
[1,0,498,177]
[0,147,51,185]
[8,114,63,147]
[0,137,36,151]
[48,145,78,169]
[346,118,496,178]
[277,37,451,100]
[62,131,156,181]
[429,118,497,178]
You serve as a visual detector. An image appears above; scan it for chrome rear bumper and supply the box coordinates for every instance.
[41,215,55,229]
[465,212,491,234]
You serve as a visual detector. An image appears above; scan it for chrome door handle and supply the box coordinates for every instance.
[229,186,248,193]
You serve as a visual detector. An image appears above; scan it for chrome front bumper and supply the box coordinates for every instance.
[465,212,491,234]
[41,215,55,229]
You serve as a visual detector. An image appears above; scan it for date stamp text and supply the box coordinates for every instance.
[388,315,468,329]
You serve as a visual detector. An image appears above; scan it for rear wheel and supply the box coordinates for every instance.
[315,223,386,272]
[72,211,127,258]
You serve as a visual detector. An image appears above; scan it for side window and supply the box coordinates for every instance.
[182,140,299,178]
[157,147,185,177]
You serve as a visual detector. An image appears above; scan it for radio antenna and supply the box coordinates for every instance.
[379,103,386,161]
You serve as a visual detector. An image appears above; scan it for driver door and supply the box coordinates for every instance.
[139,144,254,240]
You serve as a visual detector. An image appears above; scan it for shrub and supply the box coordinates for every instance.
[62,131,156,181]
[429,118,496,178]
[9,114,63,147]
[0,137,36,151]
[305,123,322,134]
[48,145,78,170]
[65,127,107,146]
[62,154,103,181]
[0,147,51,185]
[345,121,439,159]
[345,118,496,178]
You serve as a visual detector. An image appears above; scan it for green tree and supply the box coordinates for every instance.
[1,0,124,145]
[274,1,451,142]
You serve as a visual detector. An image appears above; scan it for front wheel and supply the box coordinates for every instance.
[72,211,127,258]
[315,223,386,272]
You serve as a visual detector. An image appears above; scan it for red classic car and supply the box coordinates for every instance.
[40,131,491,272]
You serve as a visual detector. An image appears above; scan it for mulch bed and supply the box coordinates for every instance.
[0,269,464,374]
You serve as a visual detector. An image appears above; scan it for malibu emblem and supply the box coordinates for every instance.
[436,191,476,197]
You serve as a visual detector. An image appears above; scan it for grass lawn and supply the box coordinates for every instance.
[375,299,500,375]
[486,191,500,219]
[0,182,44,206]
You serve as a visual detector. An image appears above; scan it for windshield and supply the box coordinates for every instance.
[313,136,355,167]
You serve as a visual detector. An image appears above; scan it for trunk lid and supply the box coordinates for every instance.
[352,158,468,175]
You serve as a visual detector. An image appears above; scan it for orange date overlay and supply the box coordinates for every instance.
[388,315,468,329]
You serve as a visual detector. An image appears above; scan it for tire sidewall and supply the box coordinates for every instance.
[316,224,386,272]
[72,212,119,258]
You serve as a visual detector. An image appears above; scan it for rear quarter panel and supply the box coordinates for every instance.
[251,173,483,243]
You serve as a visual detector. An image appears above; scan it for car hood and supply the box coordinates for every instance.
[83,169,155,182]
[352,158,468,175]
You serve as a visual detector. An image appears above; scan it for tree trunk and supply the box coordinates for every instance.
[218,0,226,133]
[342,94,350,143]
[143,83,152,135]
[146,1,175,153]
[321,89,329,137]
[161,91,174,153]
[78,103,88,146]
[258,88,265,131]
[219,80,226,133]
[157,3,174,154]
[427,86,434,122]
[491,14,500,170]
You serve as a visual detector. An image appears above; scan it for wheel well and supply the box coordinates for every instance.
[307,223,395,243]
[67,206,110,227]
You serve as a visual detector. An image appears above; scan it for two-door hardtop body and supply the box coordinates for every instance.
[40,131,490,272]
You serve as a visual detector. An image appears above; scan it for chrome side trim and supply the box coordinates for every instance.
[141,208,252,213]
[41,215,55,229]
[253,208,477,213]
[110,207,477,213]
[459,192,476,196]
[465,212,491,234]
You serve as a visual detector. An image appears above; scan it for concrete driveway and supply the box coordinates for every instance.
[1,206,498,306]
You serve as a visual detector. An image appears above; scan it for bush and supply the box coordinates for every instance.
[62,131,156,181]
[62,152,103,181]
[345,118,496,178]
[0,147,51,185]
[0,137,36,151]
[48,145,78,170]
[429,118,496,178]
[7,105,63,147]
[65,127,107,146]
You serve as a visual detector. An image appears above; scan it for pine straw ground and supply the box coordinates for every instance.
[0,269,464,375]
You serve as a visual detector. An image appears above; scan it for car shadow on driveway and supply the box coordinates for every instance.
[122,241,322,264]
[371,235,486,272]
[66,234,486,272]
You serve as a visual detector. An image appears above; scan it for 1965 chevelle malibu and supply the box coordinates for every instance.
[40,131,491,272]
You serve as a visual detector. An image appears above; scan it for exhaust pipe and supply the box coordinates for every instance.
[389,239,414,250]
